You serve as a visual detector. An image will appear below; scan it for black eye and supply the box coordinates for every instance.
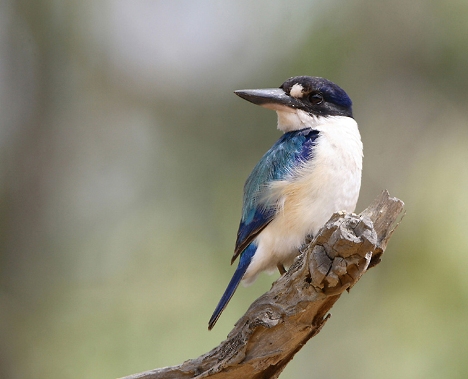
[309,93,323,105]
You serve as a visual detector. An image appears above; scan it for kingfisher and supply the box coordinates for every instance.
[208,76,363,330]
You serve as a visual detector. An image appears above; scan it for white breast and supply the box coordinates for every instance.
[242,114,363,284]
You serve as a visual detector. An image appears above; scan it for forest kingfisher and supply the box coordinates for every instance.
[208,76,363,330]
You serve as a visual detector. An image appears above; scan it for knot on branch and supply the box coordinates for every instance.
[308,212,377,295]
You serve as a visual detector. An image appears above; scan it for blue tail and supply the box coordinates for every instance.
[208,244,257,330]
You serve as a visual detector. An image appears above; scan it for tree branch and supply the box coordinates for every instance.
[121,190,404,379]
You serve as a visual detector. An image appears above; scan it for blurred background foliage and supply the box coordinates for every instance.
[1,0,468,378]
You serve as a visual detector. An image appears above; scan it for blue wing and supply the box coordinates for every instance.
[232,128,320,263]
[209,128,319,330]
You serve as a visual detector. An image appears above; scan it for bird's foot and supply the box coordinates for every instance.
[277,263,286,275]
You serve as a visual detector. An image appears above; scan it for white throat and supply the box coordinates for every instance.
[276,108,326,132]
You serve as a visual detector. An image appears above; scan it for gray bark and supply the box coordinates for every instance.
[121,190,404,379]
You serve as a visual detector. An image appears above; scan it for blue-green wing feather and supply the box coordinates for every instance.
[232,128,319,262]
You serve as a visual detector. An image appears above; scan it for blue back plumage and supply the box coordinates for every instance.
[233,128,320,260]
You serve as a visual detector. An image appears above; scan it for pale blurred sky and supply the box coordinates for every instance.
[82,1,323,97]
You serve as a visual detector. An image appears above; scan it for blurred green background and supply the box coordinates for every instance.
[1,1,468,378]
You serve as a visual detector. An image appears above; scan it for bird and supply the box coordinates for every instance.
[208,76,363,330]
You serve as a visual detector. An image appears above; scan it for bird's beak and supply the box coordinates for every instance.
[234,88,302,111]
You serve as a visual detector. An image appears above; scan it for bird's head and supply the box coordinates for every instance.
[235,76,353,132]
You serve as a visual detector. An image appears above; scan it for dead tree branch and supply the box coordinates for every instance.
[121,190,404,379]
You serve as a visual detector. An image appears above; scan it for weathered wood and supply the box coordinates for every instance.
[121,191,404,379]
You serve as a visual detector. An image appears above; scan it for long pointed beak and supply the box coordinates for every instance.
[234,88,302,110]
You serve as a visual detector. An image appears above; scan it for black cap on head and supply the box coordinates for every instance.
[235,76,353,119]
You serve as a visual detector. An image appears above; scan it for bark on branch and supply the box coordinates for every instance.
[121,190,404,379]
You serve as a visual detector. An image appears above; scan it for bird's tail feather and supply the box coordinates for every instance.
[208,244,256,330]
